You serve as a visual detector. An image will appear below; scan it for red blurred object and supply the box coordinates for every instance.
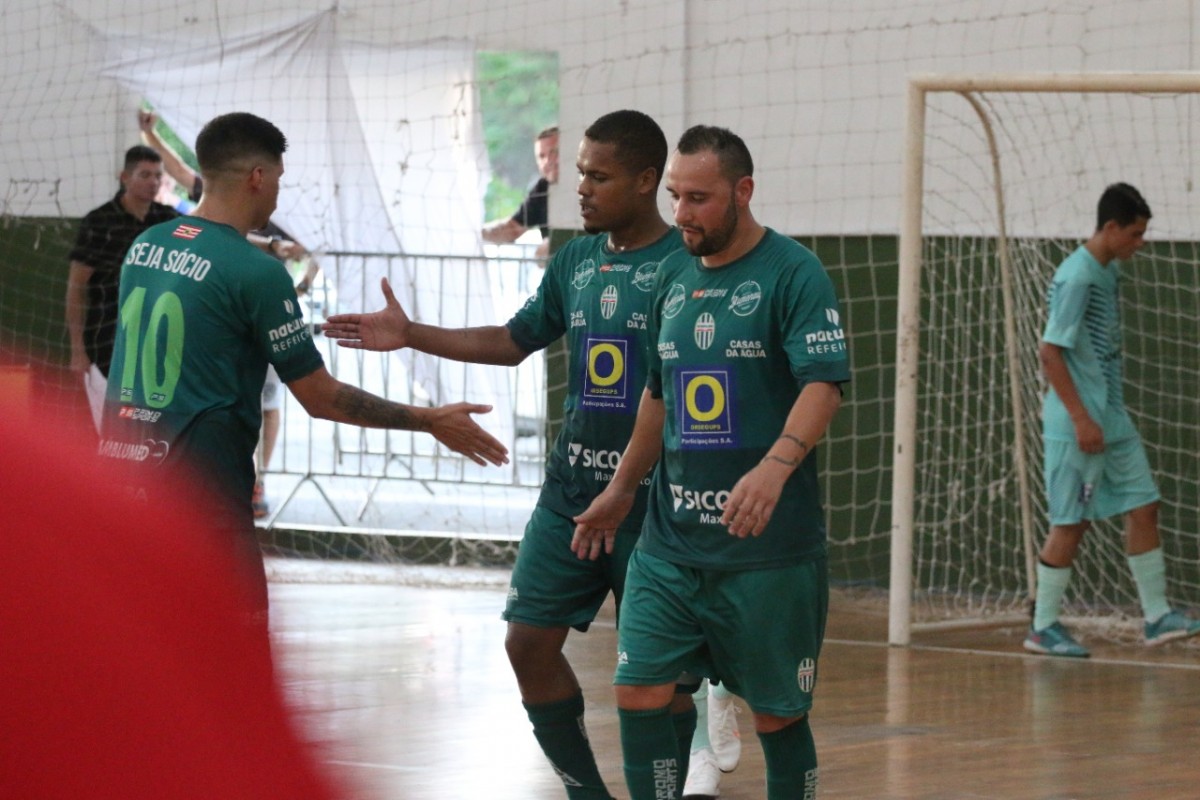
[0,389,341,800]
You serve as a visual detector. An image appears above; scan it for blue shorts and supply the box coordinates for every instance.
[502,505,639,631]
[1044,435,1159,525]
[614,549,828,718]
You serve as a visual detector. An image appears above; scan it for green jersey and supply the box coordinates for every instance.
[1042,245,1136,442]
[97,217,324,518]
[640,229,850,570]
[507,228,683,530]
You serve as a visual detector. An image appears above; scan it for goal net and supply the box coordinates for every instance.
[890,74,1200,645]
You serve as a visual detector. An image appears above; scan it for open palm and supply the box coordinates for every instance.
[323,277,410,352]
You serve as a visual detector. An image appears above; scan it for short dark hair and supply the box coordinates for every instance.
[123,145,162,172]
[675,125,754,183]
[1097,182,1151,230]
[195,113,288,177]
[536,126,558,141]
[584,110,668,187]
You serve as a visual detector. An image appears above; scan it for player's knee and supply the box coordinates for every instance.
[615,683,675,710]
[504,622,565,671]
[753,710,806,734]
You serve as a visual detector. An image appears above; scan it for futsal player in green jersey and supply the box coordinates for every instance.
[324,110,686,800]
[1024,182,1200,658]
[98,112,508,620]
[574,126,850,800]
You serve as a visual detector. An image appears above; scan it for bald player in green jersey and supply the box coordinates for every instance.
[574,125,850,800]
[324,110,687,800]
[98,112,508,620]
[1024,182,1200,658]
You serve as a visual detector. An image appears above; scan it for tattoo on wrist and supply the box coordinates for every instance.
[779,433,809,456]
[763,454,801,468]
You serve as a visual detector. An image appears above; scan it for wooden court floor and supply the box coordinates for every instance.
[269,567,1200,800]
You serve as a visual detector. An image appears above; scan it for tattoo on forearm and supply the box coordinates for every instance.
[333,385,428,431]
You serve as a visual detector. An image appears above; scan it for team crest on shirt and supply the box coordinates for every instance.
[633,261,658,292]
[600,285,618,319]
[729,281,762,316]
[662,283,687,319]
[797,658,816,693]
[572,259,596,290]
[694,313,716,350]
[172,223,202,240]
[284,299,294,315]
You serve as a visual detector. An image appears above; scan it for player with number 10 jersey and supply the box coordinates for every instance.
[98,217,323,527]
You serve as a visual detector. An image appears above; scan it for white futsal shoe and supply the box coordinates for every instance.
[707,689,741,772]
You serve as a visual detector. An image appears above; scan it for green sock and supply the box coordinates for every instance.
[618,705,679,800]
[1128,548,1171,623]
[759,716,818,800]
[672,702,698,780]
[690,680,711,751]
[524,693,612,800]
[1034,561,1072,632]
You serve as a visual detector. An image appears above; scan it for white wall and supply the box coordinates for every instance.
[4,0,1200,237]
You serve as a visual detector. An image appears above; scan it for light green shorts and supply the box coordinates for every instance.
[1044,435,1159,525]
[502,504,639,631]
[614,548,828,718]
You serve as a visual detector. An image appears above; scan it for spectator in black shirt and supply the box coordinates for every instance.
[66,145,179,431]
[482,126,559,258]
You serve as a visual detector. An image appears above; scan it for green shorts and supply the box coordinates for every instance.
[1044,435,1159,525]
[614,549,828,718]
[502,504,639,631]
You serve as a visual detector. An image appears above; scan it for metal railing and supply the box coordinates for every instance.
[261,248,552,545]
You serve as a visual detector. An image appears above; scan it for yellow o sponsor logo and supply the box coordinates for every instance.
[588,342,625,386]
[685,374,725,422]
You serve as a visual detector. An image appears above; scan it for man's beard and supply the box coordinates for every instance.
[685,198,738,257]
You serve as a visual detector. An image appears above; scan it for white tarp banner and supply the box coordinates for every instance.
[89,8,515,462]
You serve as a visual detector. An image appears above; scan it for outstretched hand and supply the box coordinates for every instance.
[323,277,411,352]
[427,403,510,467]
[571,488,636,561]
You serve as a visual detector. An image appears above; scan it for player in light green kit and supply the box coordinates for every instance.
[574,125,850,799]
[324,110,687,800]
[98,112,508,621]
[1024,182,1200,658]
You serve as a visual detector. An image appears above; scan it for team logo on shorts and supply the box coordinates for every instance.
[1078,482,1095,506]
[600,285,618,319]
[284,299,294,315]
[797,658,816,693]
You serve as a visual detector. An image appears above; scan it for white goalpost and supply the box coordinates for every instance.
[890,72,1200,646]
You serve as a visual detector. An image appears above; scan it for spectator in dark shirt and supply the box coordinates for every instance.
[482,126,559,258]
[66,145,179,431]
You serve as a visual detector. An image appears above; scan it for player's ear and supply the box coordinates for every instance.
[637,166,659,195]
[247,165,265,191]
[734,174,754,207]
